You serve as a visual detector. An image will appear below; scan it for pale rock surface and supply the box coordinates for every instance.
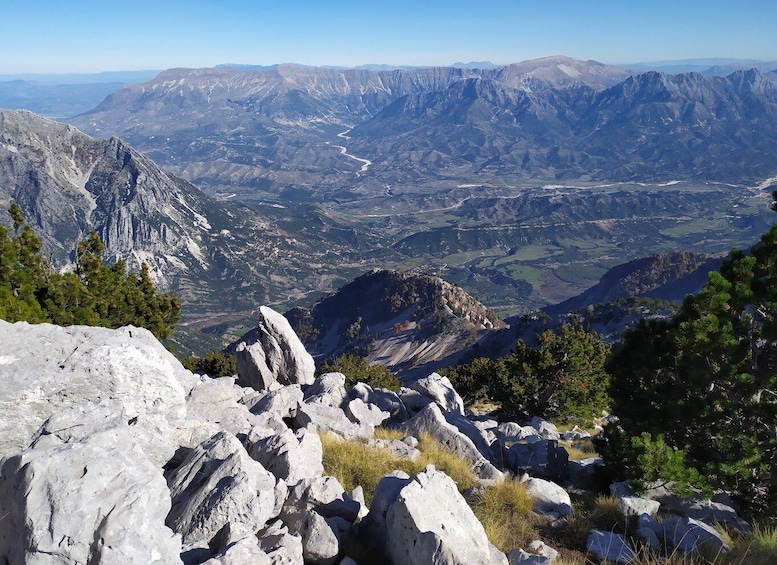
[397,386,433,415]
[524,477,572,517]
[663,516,730,555]
[234,305,315,391]
[402,403,503,484]
[345,397,391,427]
[508,549,551,565]
[0,321,191,465]
[183,374,263,442]
[248,427,324,483]
[304,372,348,408]
[201,537,272,565]
[586,531,635,564]
[0,425,181,565]
[257,520,305,565]
[383,465,507,565]
[408,372,466,415]
[617,496,661,517]
[349,382,409,423]
[529,417,560,440]
[527,540,559,561]
[294,401,374,440]
[166,431,280,544]
[246,384,304,418]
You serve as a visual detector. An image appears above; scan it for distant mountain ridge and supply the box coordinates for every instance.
[68,57,777,200]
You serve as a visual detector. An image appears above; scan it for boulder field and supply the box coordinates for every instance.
[0,310,749,564]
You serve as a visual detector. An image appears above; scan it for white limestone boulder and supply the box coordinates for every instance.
[407,372,465,415]
[402,403,503,484]
[166,431,280,544]
[0,321,192,466]
[0,425,181,564]
[586,531,635,564]
[247,427,324,483]
[524,477,572,517]
[383,465,507,565]
[233,306,315,391]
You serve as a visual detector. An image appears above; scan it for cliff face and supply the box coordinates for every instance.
[0,109,218,288]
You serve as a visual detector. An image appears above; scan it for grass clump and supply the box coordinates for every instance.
[470,478,539,553]
[320,430,478,505]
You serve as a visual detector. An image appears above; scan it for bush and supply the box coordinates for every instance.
[181,351,236,377]
[318,354,401,391]
[444,325,611,424]
[604,192,777,516]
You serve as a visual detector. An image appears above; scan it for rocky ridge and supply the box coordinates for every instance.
[285,269,505,375]
[0,313,749,564]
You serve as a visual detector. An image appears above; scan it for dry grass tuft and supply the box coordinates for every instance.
[471,478,539,553]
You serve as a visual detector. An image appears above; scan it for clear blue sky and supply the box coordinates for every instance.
[4,0,776,74]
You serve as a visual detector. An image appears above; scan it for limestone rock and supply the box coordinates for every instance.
[402,403,503,484]
[349,382,409,423]
[383,465,507,565]
[304,372,348,408]
[247,384,304,418]
[586,531,635,564]
[617,496,661,518]
[408,372,465,415]
[508,549,551,565]
[248,427,324,483]
[0,321,191,465]
[506,440,569,481]
[346,397,391,427]
[257,520,305,565]
[524,477,572,517]
[234,306,315,391]
[294,401,374,440]
[0,426,181,565]
[166,431,280,544]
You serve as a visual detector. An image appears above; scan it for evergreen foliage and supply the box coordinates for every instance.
[318,353,401,391]
[604,191,777,515]
[444,324,611,424]
[0,204,180,340]
[181,351,237,377]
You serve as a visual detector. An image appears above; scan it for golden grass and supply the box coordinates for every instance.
[415,433,478,491]
[320,431,478,505]
[471,478,539,553]
[560,439,599,461]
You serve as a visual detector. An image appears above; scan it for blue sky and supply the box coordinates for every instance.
[4,0,776,74]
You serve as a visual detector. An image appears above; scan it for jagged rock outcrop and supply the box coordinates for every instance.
[0,424,182,565]
[233,305,316,391]
[0,318,755,563]
[0,320,193,464]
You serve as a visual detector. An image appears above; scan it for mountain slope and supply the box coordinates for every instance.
[0,110,402,351]
[285,269,505,375]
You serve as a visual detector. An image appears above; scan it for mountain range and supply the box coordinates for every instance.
[2,56,777,357]
[67,56,777,203]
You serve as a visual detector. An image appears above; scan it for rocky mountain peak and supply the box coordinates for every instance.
[285,269,504,375]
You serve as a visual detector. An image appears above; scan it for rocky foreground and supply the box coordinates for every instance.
[0,308,752,564]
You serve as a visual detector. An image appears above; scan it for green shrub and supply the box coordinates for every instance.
[181,351,236,377]
[318,353,400,391]
[0,203,180,340]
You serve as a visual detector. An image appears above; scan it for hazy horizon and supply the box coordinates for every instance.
[4,0,776,75]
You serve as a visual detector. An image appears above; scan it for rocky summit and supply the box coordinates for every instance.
[0,313,749,564]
